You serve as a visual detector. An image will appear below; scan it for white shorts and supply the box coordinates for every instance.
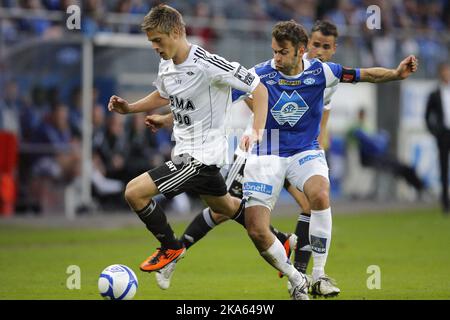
[242,150,329,211]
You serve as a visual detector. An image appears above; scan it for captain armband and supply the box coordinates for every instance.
[340,67,360,83]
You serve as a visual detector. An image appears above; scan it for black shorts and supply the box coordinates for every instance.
[148,154,227,199]
[224,154,247,198]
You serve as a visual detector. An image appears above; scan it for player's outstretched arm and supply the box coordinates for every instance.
[108,90,169,114]
[359,55,418,83]
[241,82,268,151]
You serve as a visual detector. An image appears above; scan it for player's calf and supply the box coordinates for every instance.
[135,199,183,249]
[294,213,312,274]
[180,208,220,249]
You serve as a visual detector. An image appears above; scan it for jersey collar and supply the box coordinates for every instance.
[270,57,312,79]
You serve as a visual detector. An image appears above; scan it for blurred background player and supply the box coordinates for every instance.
[348,108,426,199]
[108,4,268,274]
[425,62,450,214]
[1,0,444,220]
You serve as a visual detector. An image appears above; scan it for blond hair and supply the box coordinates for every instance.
[141,4,186,35]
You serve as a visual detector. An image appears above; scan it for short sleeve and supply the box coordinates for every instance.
[323,62,342,88]
[153,75,169,99]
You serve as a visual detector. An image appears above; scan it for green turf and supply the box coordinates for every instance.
[0,207,449,300]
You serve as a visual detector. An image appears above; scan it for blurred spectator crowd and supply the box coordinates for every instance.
[1,0,450,72]
[1,0,450,215]
[0,80,174,214]
[2,0,450,34]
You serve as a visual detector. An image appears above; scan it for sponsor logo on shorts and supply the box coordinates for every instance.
[310,235,327,254]
[243,182,273,195]
[298,153,325,166]
[166,161,177,172]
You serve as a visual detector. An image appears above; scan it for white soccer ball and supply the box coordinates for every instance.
[98,264,138,300]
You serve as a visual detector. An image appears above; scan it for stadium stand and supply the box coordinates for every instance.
[1,0,449,216]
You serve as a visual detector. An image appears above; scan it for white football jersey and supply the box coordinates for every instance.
[154,44,260,166]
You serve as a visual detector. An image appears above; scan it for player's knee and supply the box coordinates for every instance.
[309,189,329,209]
[247,226,274,252]
[247,228,264,244]
[124,180,140,206]
[246,224,266,243]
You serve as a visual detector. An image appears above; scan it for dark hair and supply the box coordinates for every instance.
[311,20,338,39]
[141,4,186,35]
[272,20,309,49]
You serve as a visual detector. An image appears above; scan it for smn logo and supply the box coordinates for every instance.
[271,91,309,127]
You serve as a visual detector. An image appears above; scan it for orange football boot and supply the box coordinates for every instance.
[140,247,186,272]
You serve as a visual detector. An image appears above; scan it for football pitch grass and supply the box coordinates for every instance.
[0,207,449,300]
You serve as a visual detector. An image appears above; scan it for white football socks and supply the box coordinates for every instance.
[260,236,304,286]
[309,208,332,281]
